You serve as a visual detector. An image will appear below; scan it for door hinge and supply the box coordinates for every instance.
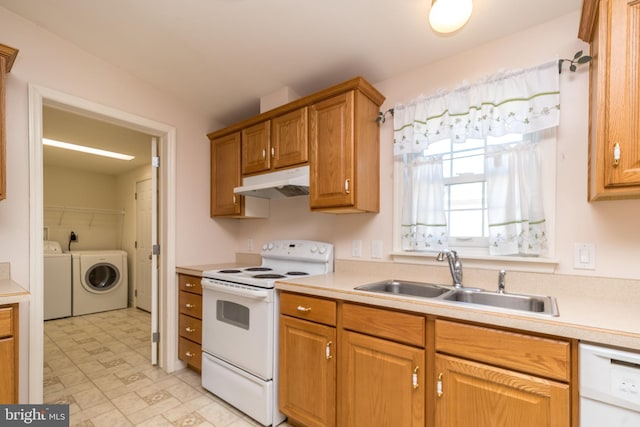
[134,192,138,200]
[134,241,138,249]
[134,289,137,297]
[152,244,160,255]
[152,156,160,168]
[152,332,160,343]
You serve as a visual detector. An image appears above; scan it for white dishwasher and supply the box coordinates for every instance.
[580,343,640,426]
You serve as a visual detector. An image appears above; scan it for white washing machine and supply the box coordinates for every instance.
[43,241,72,320]
[71,250,128,316]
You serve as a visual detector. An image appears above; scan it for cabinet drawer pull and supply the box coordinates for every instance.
[613,142,620,167]
[185,327,196,333]
[185,303,196,309]
[437,372,443,397]
[185,351,195,358]
[297,305,312,313]
[326,341,333,360]
[345,178,351,194]
[412,366,419,389]
[185,282,196,288]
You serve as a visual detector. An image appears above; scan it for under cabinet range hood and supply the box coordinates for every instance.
[234,165,310,199]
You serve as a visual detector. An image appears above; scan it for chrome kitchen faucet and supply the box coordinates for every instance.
[436,249,463,288]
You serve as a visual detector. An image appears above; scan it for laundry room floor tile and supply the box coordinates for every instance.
[44,307,295,427]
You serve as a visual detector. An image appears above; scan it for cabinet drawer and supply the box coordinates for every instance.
[0,306,13,338]
[342,303,425,348]
[179,291,202,319]
[280,292,336,326]
[178,337,201,371]
[179,274,202,295]
[435,319,570,382]
[179,314,202,344]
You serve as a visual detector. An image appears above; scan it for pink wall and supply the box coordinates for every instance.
[235,11,640,280]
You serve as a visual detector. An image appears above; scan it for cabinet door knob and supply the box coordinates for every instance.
[326,341,333,360]
[436,372,444,397]
[613,142,621,167]
[345,178,351,194]
[262,149,266,159]
[271,147,275,158]
[297,305,312,313]
[233,195,237,204]
[412,366,419,389]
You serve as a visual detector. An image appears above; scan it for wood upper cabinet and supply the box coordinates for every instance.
[210,132,242,216]
[279,292,336,427]
[242,121,271,175]
[0,44,18,202]
[579,0,640,200]
[271,108,308,170]
[242,109,308,176]
[309,88,383,213]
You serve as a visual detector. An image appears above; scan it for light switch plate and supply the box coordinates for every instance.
[352,240,362,258]
[574,243,595,270]
[371,240,383,259]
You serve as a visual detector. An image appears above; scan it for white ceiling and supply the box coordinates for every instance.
[1,0,582,127]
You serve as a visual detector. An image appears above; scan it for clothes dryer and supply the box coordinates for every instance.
[71,250,128,316]
[44,241,72,320]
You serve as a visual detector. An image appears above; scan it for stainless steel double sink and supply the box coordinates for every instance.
[354,280,559,316]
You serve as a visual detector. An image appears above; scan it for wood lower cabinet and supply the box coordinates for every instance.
[339,303,425,427]
[340,330,425,427]
[178,274,202,371]
[579,0,640,200]
[0,303,18,403]
[434,319,573,427]
[279,292,336,427]
[435,354,570,427]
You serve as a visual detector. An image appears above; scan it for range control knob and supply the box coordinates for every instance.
[319,246,327,254]
[310,245,318,253]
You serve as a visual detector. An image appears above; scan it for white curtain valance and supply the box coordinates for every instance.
[393,61,560,156]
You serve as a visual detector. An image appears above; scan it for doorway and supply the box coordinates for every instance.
[28,84,178,403]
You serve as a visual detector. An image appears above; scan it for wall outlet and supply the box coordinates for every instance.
[573,243,595,270]
[371,240,383,259]
[352,240,362,258]
[247,238,254,251]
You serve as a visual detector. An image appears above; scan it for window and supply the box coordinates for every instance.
[391,61,559,262]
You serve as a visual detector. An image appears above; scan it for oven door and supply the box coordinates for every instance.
[201,278,275,380]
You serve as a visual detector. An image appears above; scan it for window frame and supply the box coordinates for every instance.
[391,129,558,273]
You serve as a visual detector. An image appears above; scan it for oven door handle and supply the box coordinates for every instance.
[201,279,270,300]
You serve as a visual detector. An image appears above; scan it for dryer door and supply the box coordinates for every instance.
[84,262,120,293]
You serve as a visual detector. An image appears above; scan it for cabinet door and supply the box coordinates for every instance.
[339,330,425,427]
[0,337,16,403]
[309,92,355,209]
[210,132,242,216]
[435,353,570,427]
[279,315,336,427]
[271,108,308,169]
[242,121,271,175]
[585,0,640,199]
[0,54,6,201]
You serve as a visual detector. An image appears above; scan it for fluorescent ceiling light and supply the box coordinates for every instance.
[42,138,135,161]
[429,0,473,34]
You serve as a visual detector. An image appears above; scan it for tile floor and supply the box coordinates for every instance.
[44,307,293,427]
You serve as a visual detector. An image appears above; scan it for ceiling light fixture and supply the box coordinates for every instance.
[42,138,135,161]
[429,0,473,34]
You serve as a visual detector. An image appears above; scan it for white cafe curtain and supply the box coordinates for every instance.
[394,61,559,255]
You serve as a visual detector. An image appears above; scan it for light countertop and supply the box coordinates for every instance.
[275,271,640,352]
[0,279,30,305]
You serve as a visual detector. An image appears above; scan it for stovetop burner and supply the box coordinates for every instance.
[252,273,287,279]
[244,267,273,272]
[218,269,242,274]
[286,271,309,276]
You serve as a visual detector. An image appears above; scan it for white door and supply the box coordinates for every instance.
[135,178,152,312]
[150,138,159,365]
